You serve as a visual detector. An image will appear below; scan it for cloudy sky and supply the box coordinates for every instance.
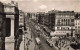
[0,0,80,12]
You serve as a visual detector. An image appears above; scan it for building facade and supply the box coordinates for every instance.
[44,13,49,26]
[47,10,75,37]
[3,1,19,50]
[75,13,80,35]
[0,2,6,50]
[36,12,45,25]
[19,10,25,27]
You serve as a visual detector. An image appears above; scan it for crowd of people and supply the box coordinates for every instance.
[54,36,79,50]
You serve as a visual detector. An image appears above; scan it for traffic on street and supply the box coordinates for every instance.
[0,0,80,50]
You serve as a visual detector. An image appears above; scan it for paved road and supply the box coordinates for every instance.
[26,19,57,50]
[24,22,35,50]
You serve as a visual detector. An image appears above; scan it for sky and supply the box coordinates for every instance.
[0,0,80,12]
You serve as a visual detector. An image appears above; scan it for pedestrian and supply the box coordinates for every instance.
[55,41,58,47]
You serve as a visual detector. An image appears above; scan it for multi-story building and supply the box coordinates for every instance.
[31,13,36,20]
[75,13,80,35]
[19,10,25,27]
[36,12,45,25]
[48,11,55,30]
[44,13,49,26]
[48,10,75,37]
[3,1,19,50]
[0,2,6,50]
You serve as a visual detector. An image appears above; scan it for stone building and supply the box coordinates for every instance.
[47,10,75,37]
[3,1,19,50]
[75,13,80,36]
[19,10,25,27]
[36,12,45,25]
[0,2,6,50]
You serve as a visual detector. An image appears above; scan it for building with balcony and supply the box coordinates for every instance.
[48,10,75,37]
[3,1,19,50]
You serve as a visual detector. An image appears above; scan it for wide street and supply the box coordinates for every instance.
[25,19,57,50]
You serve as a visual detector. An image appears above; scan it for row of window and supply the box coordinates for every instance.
[57,19,74,22]
[75,20,80,25]
[19,21,24,23]
[75,23,80,25]
[56,15,74,18]
[57,22,74,26]
[55,27,73,30]
[56,19,74,26]
[75,26,80,28]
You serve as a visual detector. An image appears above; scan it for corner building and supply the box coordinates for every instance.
[48,10,75,36]
[3,1,19,50]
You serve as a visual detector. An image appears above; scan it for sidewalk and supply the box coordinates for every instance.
[19,25,35,50]
[28,38,35,50]
[20,35,24,50]
[25,26,35,50]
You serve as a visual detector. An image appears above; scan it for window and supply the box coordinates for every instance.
[62,19,63,22]
[78,26,80,28]
[67,19,70,25]
[19,17,23,20]
[68,28,69,30]
[78,22,80,25]
[55,27,57,30]
[71,19,74,22]
[20,15,22,16]
[57,27,61,30]
[61,27,65,30]
[63,31,64,33]
[57,19,60,25]
[71,16,74,18]
[71,23,74,26]
[66,27,69,30]
[57,27,59,30]
[75,26,77,28]
[75,22,77,25]
[64,19,65,22]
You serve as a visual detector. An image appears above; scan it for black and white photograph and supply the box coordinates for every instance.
[0,0,80,50]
